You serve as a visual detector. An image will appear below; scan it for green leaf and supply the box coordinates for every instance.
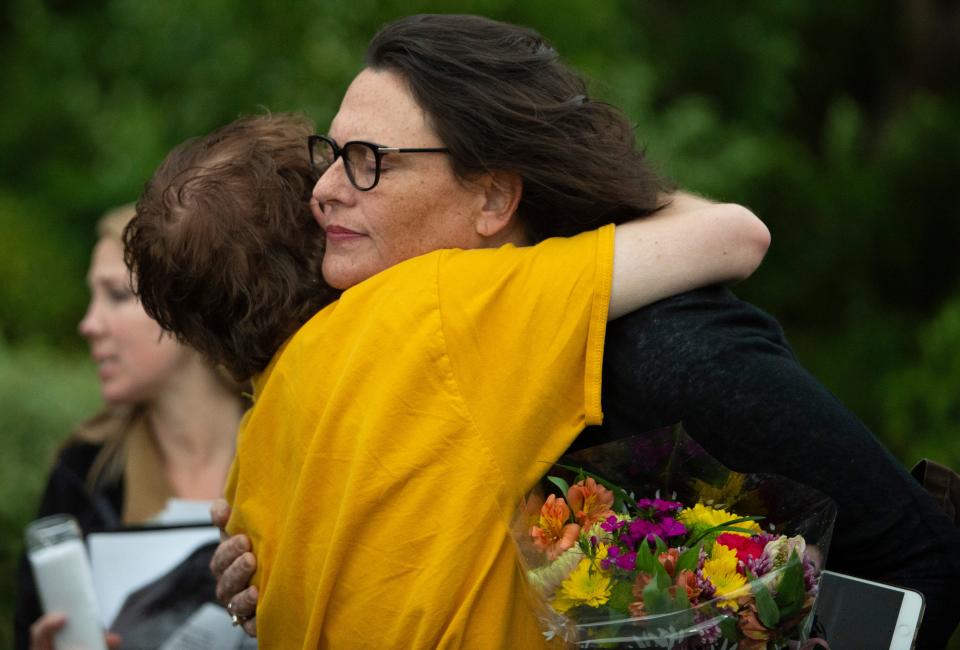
[635,541,658,574]
[718,615,739,639]
[653,535,667,555]
[774,550,806,619]
[607,578,634,614]
[671,583,690,610]
[749,570,781,628]
[677,545,701,573]
[653,561,672,590]
[641,580,670,614]
[546,475,570,498]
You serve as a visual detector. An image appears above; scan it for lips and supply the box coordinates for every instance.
[324,225,365,242]
[93,356,118,381]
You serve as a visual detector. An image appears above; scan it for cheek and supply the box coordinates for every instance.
[118,315,183,371]
[374,182,474,258]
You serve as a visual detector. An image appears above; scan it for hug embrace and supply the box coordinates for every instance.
[115,14,960,650]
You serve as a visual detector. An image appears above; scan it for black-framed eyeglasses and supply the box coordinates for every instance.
[308,134,450,191]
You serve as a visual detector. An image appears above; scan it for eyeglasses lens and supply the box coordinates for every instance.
[311,138,336,169]
[342,143,377,190]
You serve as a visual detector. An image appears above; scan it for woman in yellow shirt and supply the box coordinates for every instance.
[127,105,766,647]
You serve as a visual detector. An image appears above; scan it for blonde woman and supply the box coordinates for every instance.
[15,205,246,650]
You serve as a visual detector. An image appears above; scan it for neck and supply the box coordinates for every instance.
[145,358,244,500]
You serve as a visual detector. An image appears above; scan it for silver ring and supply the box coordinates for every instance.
[227,602,249,627]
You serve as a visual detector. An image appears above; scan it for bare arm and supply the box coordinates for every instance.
[609,202,769,319]
[655,190,716,214]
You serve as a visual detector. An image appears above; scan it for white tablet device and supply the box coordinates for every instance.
[812,570,925,650]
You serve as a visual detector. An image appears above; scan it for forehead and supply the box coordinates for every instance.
[88,238,127,279]
[329,68,442,146]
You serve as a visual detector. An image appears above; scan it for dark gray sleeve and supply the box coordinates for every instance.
[583,285,960,648]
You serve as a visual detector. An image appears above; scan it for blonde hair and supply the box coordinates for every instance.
[67,205,247,503]
[68,205,143,488]
[96,203,137,241]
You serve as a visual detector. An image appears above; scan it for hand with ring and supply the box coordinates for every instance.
[211,499,258,638]
[227,600,252,628]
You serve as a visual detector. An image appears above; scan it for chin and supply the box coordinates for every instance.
[323,260,375,291]
[100,384,139,407]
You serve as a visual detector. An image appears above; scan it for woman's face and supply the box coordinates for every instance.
[77,237,192,405]
[311,68,491,290]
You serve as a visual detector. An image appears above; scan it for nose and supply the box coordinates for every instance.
[77,298,104,340]
[310,157,354,225]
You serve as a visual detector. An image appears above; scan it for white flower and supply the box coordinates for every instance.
[764,534,806,568]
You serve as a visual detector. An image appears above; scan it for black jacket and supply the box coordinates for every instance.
[585,286,960,648]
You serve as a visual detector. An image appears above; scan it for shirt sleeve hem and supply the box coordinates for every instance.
[584,224,614,425]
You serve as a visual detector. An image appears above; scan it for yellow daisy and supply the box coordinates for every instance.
[551,546,612,614]
[678,502,762,538]
[702,543,749,610]
[689,472,747,506]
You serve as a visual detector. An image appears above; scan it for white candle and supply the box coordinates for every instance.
[27,517,107,650]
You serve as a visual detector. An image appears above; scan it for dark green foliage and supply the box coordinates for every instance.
[0,344,100,648]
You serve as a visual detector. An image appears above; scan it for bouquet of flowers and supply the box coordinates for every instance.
[515,426,835,649]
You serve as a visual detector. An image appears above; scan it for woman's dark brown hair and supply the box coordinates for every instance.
[124,113,337,380]
[366,14,672,243]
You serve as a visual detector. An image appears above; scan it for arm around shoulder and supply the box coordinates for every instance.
[609,203,769,319]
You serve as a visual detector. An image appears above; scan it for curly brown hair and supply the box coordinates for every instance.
[366,14,673,243]
[124,113,337,380]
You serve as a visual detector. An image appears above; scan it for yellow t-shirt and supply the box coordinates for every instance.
[225,225,614,649]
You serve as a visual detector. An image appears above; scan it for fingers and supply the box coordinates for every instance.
[214,549,256,605]
[210,533,251,581]
[30,613,66,650]
[106,632,123,649]
[210,498,232,534]
[231,585,259,617]
[227,585,259,638]
[242,615,258,638]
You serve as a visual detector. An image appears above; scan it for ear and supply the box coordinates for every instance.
[474,171,523,240]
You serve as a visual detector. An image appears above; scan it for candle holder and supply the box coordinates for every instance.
[26,514,107,650]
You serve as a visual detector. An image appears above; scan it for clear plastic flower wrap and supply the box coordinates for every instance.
[513,425,837,649]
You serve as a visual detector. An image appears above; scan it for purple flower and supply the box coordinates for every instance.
[635,497,684,514]
[601,545,621,570]
[745,554,772,577]
[615,550,637,571]
[600,515,625,533]
[803,556,818,592]
[601,545,638,571]
[627,519,658,543]
[658,517,687,539]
